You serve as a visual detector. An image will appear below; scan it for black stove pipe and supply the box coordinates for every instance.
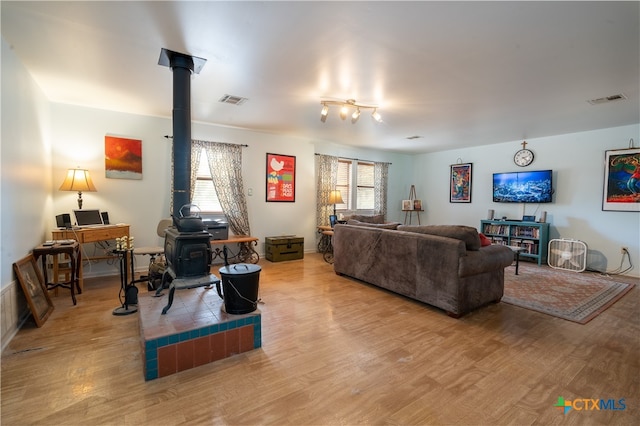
[169,54,193,216]
[159,48,206,216]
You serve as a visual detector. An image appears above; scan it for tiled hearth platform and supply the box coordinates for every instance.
[138,284,261,381]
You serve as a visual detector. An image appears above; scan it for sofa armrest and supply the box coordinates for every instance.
[458,245,514,277]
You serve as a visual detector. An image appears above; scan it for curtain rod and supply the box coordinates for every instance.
[164,135,248,147]
[315,153,392,165]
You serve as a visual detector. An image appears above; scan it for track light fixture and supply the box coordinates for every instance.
[339,105,349,120]
[351,108,361,123]
[320,99,381,124]
[320,104,329,123]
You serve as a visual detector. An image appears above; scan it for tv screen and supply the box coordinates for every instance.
[493,170,553,203]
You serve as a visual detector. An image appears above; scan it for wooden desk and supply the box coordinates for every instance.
[33,242,81,305]
[210,235,259,264]
[52,224,130,290]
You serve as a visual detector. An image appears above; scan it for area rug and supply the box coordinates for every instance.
[502,264,635,324]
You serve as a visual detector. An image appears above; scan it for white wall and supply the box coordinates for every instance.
[1,37,53,346]
[50,105,173,277]
[414,124,640,275]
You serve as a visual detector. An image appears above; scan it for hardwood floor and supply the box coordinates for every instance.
[2,253,638,425]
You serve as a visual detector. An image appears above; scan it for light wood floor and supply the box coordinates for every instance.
[2,253,638,425]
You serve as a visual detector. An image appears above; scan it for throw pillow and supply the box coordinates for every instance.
[478,233,492,247]
[397,225,482,251]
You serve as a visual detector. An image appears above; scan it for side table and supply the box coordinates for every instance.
[507,245,526,275]
[32,241,81,305]
[211,236,260,264]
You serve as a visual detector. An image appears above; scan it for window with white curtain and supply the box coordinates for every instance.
[336,159,375,212]
[191,147,223,213]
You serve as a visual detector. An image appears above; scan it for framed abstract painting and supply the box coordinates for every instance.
[105,135,142,180]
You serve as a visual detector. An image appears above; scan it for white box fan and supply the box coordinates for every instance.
[548,239,588,272]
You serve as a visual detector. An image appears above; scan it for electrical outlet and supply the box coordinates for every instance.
[621,247,628,254]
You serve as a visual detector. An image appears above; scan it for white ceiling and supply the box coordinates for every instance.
[2,1,638,154]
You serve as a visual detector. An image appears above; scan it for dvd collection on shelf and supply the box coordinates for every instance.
[481,224,540,239]
[481,224,541,254]
[483,236,539,254]
[480,219,549,265]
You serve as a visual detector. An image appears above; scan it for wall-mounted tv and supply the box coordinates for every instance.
[493,170,553,203]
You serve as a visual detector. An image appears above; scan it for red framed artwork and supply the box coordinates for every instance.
[266,153,296,202]
[105,135,142,179]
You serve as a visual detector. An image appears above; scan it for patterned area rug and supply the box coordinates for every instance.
[502,264,635,324]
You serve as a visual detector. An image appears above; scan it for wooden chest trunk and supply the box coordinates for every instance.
[265,236,304,262]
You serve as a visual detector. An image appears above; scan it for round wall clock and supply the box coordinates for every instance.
[514,148,534,167]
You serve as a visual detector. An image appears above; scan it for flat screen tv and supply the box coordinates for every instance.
[493,170,553,203]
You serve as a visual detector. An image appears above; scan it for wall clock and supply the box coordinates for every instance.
[514,141,534,167]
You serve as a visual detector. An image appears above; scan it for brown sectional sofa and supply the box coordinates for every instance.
[332,223,514,317]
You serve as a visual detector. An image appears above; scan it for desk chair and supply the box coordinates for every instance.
[132,219,172,290]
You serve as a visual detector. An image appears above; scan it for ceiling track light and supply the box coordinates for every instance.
[319,98,381,124]
[339,105,349,120]
[320,103,329,123]
[351,108,361,123]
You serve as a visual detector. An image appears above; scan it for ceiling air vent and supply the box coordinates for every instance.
[587,93,627,105]
[218,94,248,105]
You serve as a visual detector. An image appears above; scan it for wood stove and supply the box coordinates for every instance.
[159,227,219,314]
[164,227,212,278]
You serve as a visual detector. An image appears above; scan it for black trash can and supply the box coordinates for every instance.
[218,263,261,314]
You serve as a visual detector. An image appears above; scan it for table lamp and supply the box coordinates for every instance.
[59,168,97,209]
[328,190,344,216]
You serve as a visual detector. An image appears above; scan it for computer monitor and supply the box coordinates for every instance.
[73,209,104,226]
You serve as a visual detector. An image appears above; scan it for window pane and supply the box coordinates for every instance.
[193,179,222,212]
[356,162,374,210]
[336,160,351,210]
[191,148,223,213]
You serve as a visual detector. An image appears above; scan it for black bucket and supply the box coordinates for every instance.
[218,264,261,314]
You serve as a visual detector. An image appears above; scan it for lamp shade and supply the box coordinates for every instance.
[59,168,97,192]
[59,168,97,209]
[328,190,344,205]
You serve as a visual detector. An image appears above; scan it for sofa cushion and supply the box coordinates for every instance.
[397,225,482,251]
[343,214,385,224]
[347,219,402,230]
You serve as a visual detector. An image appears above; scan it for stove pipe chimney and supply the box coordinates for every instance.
[158,48,206,215]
